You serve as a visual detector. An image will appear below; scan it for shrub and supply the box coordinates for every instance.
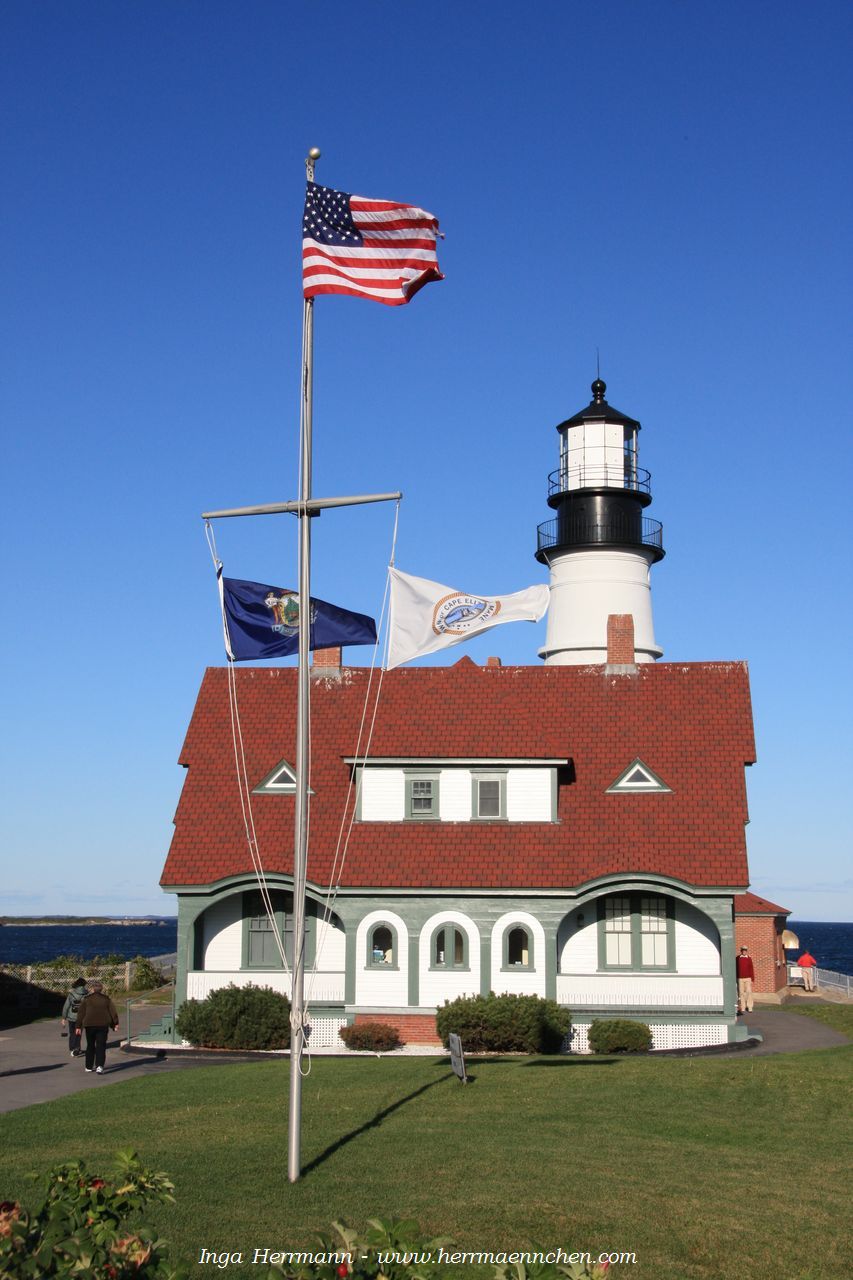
[175,984,290,1050]
[0,1149,189,1278]
[587,1019,652,1054]
[436,993,570,1054]
[129,956,166,992]
[339,1022,403,1052]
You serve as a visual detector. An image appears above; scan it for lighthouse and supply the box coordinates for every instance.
[536,379,664,665]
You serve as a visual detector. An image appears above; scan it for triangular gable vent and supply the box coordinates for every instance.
[607,759,671,793]
[253,760,312,795]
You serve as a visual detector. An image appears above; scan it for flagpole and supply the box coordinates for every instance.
[288,144,321,1184]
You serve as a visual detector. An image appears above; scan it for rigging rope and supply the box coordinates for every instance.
[204,495,401,1064]
[205,521,291,974]
[307,499,400,1002]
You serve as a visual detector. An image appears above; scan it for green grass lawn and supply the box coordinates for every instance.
[1,1047,851,1279]
[782,1001,853,1037]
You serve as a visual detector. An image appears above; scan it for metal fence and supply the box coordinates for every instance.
[815,966,853,998]
[1,952,178,995]
[787,962,853,998]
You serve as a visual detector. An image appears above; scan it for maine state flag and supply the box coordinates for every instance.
[219,574,377,662]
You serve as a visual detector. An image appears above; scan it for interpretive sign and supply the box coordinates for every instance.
[448,1032,467,1083]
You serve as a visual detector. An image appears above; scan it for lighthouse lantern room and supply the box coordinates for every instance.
[536,379,665,665]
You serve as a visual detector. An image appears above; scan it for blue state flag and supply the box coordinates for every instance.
[219,575,377,662]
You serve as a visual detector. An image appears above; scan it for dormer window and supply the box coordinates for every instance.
[253,760,315,795]
[607,759,671,793]
[472,771,507,820]
[405,772,439,819]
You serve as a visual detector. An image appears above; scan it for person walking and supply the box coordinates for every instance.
[76,980,120,1074]
[798,949,818,991]
[736,945,755,1014]
[60,976,89,1057]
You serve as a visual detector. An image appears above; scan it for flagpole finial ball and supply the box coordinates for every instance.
[308,147,321,161]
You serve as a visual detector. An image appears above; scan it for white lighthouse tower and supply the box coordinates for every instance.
[536,379,664,665]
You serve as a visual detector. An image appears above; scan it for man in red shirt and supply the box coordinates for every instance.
[736,946,755,1014]
[798,950,817,991]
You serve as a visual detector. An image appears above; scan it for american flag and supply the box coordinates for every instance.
[302,182,443,306]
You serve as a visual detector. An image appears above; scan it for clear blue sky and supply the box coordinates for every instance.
[2,2,851,922]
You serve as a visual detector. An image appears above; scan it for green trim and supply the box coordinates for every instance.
[404,771,440,820]
[429,923,469,971]
[344,926,357,1004]
[163,872,747,898]
[470,770,507,821]
[407,931,419,1006]
[544,925,557,1001]
[500,922,534,971]
[479,929,491,996]
[596,893,676,972]
[366,921,399,970]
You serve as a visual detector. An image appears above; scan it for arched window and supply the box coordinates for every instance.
[431,924,468,970]
[504,925,533,969]
[367,923,397,968]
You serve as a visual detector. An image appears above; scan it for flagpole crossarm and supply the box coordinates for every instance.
[201,492,403,521]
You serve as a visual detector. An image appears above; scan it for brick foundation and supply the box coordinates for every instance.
[354,1013,441,1045]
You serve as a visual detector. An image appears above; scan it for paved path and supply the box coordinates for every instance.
[738,1006,849,1056]
[0,1007,228,1115]
[1,1005,847,1114]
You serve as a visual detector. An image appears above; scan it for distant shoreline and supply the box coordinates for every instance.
[0,918,176,927]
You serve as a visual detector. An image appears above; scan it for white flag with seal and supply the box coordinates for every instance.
[387,568,550,669]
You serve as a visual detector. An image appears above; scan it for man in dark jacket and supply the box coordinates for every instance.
[76,981,120,1074]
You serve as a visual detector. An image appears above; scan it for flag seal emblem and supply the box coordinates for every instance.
[264,590,317,637]
[432,593,502,637]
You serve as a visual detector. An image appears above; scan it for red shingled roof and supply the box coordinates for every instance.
[734,892,790,916]
[161,660,756,891]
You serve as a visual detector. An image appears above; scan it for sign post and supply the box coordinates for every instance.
[448,1032,467,1084]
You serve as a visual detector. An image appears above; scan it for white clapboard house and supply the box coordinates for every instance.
[157,381,778,1051]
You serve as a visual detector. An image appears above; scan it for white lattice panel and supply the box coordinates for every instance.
[570,1024,592,1053]
[307,1016,347,1048]
[568,1022,727,1054]
[648,1023,727,1050]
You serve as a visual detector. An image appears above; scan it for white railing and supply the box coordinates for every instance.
[816,966,853,997]
[557,973,724,1007]
[789,963,853,998]
[186,971,345,1002]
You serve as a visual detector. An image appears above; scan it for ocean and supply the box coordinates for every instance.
[0,920,178,966]
[787,920,853,974]
[0,916,851,974]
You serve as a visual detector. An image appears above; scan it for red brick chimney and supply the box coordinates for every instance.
[311,646,342,670]
[606,615,635,667]
[486,656,502,668]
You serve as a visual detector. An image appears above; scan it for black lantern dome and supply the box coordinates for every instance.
[535,380,664,565]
